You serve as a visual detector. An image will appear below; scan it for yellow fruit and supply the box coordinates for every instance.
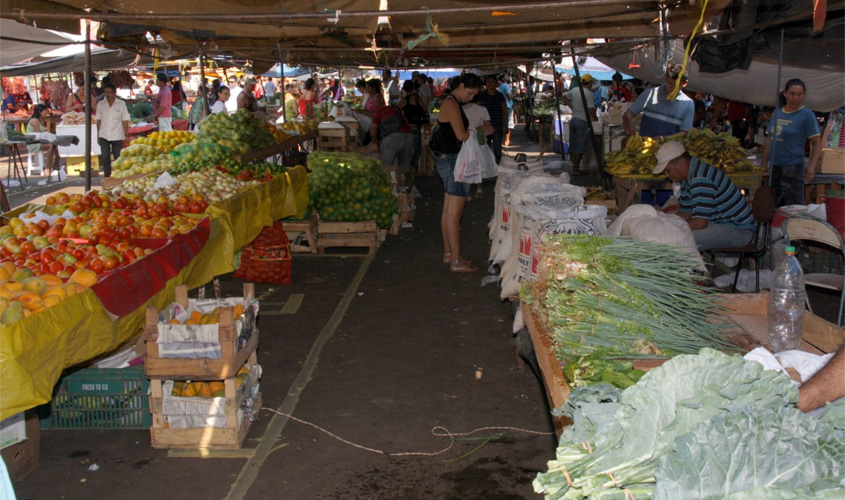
[182,383,198,397]
[22,277,48,295]
[172,381,185,396]
[0,297,8,316]
[197,383,212,398]
[233,304,244,318]
[42,286,67,300]
[189,310,203,322]
[10,268,33,282]
[68,269,98,288]
[184,319,199,325]
[209,381,225,394]
[1,301,24,323]
[0,267,10,281]
[41,275,62,287]
[14,291,44,311]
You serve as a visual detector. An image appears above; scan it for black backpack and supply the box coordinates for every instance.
[378,107,405,140]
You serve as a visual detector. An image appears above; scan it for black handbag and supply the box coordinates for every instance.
[428,122,442,153]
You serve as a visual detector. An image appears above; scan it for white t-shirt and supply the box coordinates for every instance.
[226,86,243,113]
[211,100,227,114]
[417,83,431,108]
[564,86,596,122]
[96,98,131,141]
[462,102,491,129]
[263,81,277,97]
[385,80,401,106]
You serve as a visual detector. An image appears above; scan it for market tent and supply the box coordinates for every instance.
[0,46,150,77]
[1,0,731,69]
[557,57,632,81]
[261,64,311,79]
[0,18,78,66]
[598,38,845,112]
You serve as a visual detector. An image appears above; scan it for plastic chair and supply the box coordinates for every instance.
[705,186,776,293]
[27,149,44,176]
[782,214,845,327]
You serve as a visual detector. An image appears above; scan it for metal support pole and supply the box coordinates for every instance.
[84,20,92,192]
[570,49,606,183]
[768,28,785,187]
[278,42,286,123]
[550,54,564,161]
[199,45,207,117]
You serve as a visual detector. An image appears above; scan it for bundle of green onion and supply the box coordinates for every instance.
[522,235,740,360]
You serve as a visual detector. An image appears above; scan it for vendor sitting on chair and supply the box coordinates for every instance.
[655,141,755,251]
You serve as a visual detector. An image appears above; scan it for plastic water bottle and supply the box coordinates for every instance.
[768,246,806,352]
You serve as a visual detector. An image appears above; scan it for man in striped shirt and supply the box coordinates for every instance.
[623,63,694,139]
[655,141,755,251]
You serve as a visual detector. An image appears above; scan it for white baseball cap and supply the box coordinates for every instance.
[653,141,687,174]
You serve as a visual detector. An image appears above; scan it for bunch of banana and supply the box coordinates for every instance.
[681,129,758,173]
[605,134,659,175]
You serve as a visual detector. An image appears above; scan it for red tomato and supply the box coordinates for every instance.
[90,258,105,273]
[49,260,64,273]
[151,228,168,238]
[36,219,50,231]
[101,255,118,270]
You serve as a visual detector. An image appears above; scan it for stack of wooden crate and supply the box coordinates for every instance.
[144,284,261,449]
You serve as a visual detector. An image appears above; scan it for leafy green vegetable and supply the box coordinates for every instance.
[654,406,845,500]
[534,349,803,500]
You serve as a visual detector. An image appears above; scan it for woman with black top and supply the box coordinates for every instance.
[399,79,427,173]
[437,73,483,273]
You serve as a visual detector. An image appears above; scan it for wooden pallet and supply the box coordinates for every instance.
[524,292,844,437]
[144,284,258,380]
[283,214,318,253]
[316,221,380,255]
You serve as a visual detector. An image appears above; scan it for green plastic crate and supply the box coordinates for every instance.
[37,365,151,430]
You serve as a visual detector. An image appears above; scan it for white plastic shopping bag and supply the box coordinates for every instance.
[454,138,482,184]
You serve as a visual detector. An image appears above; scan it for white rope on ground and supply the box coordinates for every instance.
[261,407,554,458]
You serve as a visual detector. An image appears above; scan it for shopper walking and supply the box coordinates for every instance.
[151,73,172,131]
[499,74,514,147]
[478,74,506,164]
[95,83,131,177]
[762,78,821,206]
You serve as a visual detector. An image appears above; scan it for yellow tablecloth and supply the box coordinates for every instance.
[0,166,309,419]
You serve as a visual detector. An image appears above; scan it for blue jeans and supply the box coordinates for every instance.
[380,132,413,172]
[693,223,755,251]
[772,163,805,206]
[436,153,469,197]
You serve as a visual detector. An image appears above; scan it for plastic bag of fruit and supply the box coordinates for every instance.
[234,222,292,284]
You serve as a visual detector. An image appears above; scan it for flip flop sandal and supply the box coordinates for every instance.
[442,253,452,265]
[450,260,479,273]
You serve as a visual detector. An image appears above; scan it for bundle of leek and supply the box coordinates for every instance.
[522,235,741,360]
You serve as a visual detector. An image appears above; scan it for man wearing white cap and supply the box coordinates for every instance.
[562,74,598,175]
[654,141,755,251]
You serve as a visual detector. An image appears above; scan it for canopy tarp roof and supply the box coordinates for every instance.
[1,0,731,69]
[0,18,78,66]
[599,37,845,112]
[0,46,149,76]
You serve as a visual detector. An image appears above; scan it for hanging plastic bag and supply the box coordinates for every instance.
[454,138,482,184]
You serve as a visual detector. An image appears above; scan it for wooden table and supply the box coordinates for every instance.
[524,293,844,436]
[805,173,845,203]
[614,171,766,212]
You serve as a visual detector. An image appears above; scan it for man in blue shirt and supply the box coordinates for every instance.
[655,141,756,251]
[499,74,514,146]
[623,63,695,139]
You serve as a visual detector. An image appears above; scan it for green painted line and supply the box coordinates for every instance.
[224,256,373,500]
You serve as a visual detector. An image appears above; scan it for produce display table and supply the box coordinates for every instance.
[0,166,309,420]
[524,293,844,436]
[127,123,156,142]
[613,170,765,212]
[55,123,101,156]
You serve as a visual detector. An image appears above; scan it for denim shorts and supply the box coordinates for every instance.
[436,153,470,197]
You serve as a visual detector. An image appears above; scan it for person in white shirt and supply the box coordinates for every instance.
[415,73,431,110]
[383,69,401,106]
[210,87,230,114]
[226,76,243,113]
[263,78,278,100]
[562,74,598,175]
[95,82,131,177]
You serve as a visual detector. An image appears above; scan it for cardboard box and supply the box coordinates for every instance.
[0,411,40,482]
[821,148,845,174]
[0,413,25,451]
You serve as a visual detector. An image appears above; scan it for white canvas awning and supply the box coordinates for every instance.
[0,18,79,66]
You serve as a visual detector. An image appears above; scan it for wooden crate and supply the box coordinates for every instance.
[317,127,351,151]
[145,284,258,380]
[524,292,844,436]
[399,191,415,224]
[149,377,261,450]
[316,221,380,255]
[283,214,318,253]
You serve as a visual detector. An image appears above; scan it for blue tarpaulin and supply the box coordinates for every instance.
[261,64,311,78]
[396,69,460,81]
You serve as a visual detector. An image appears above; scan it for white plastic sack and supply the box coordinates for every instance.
[608,204,702,265]
[500,204,608,299]
[455,138,482,184]
[492,179,585,265]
